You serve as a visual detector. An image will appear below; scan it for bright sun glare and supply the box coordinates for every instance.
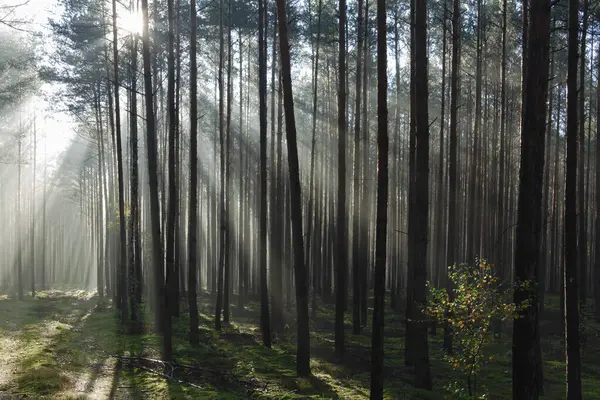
[118,10,143,34]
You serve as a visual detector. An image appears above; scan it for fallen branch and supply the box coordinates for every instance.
[135,364,204,390]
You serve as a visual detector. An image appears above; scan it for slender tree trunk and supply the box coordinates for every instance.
[445,0,460,354]
[352,0,364,335]
[275,0,310,376]
[595,40,600,322]
[223,0,233,324]
[128,19,140,327]
[258,0,272,347]
[565,0,582,395]
[369,0,388,395]
[433,0,447,331]
[215,0,226,331]
[112,0,128,322]
[31,115,36,298]
[467,0,482,263]
[578,0,589,307]
[335,0,348,358]
[141,0,170,361]
[188,0,200,346]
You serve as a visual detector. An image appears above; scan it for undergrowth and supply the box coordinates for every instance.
[0,290,598,399]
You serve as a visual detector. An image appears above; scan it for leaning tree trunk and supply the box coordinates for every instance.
[111,0,128,322]
[275,0,310,377]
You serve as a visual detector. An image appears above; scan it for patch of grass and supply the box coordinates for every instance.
[14,366,71,396]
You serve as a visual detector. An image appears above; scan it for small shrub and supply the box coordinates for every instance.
[425,258,516,397]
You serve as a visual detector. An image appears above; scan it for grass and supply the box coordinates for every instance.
[0,290,598,399]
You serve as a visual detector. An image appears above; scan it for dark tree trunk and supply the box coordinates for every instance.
[511,0,551,396]
[565,0,582,395]
[223,0,233,325]
[595,41,600,322]
[370,0,388,395]
[335,0,348,358]
[141,0,170,361]
[258,0,272,348]
[275,0,311,376]
[352,0,364,335]
[165,0,178,338]
[188,0,200,346]
[111,0,128,323]
[307,0,323,323]
[578,0,589,307]
[128,18,141,328]
[411,0,432,389]
[445,0,460,354]
[215,0,226,331]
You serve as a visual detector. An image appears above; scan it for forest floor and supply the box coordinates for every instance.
[0,291,599,399]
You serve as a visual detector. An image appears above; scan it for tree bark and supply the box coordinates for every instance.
[370,0,388,394]
[565,0,583,395]
[275,0,311,376]
[258,0,272,348]
[511,0,551,396]
[111,0,128,322]
[141,0,170,361]
[335,0,348,358]
[188,0,200,346]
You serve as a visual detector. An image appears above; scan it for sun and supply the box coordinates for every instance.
[118,10,144,34]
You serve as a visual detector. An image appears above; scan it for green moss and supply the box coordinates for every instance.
[0,291,599,399]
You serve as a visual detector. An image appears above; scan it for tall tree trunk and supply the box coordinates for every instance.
[595,40,600,322]
[370,0,388,394]
[258,0,272,347]
[215,0,226,331]
[165,0,178,333]
[565,0,582,395]
[141,0,170,361]
[188,0,200,346]
[129,18,141,327]
[411,0,432,389]
[405,0,417,366]
[307,0,323,322]
[237,30,245,309]
[433,0,447,326]
[578,0,589,307]
[445,0,460,354]
[112,0,128,322]
[42,128,47,292]
[511,0,551,396]
[223,0,233,324]
[352,0,364,335]
[275,0,310,376]
[467,0,482,263]
[31,115,36,298]
[270,9,283,332]
[335,0,348,358]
